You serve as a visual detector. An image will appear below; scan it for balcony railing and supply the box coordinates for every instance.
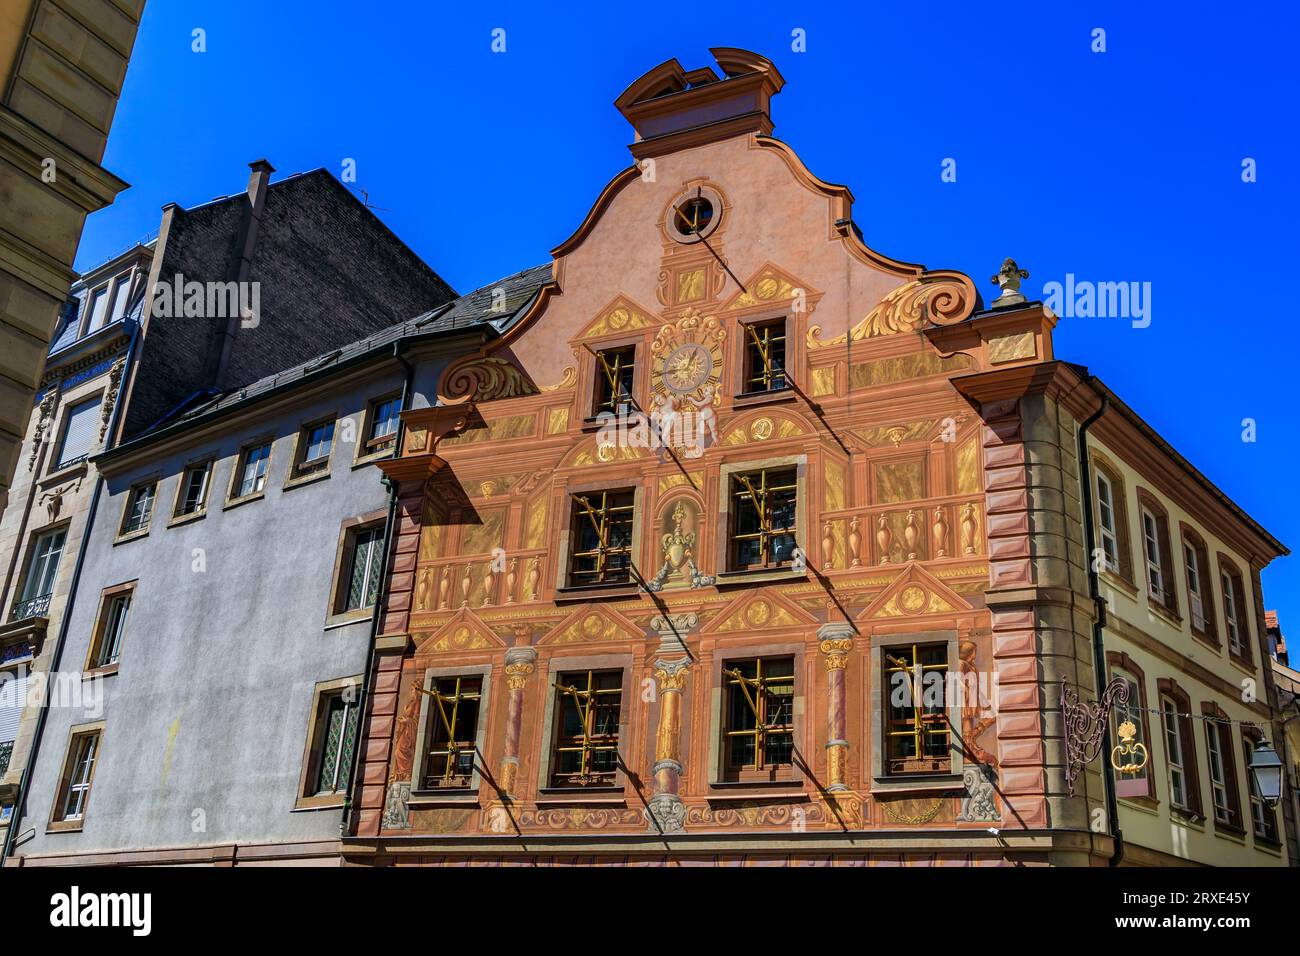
[0,740,12,776]
[10,594,51,621]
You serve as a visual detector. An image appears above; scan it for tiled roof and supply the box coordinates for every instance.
[165,263,552,427]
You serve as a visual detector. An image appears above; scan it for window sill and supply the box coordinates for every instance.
[870,772,963,795]
[82,662,118,680]
[40,460,89,488]
[1118,794,1160,814]
[731,388,796,410]
[1189,629,1221,653]
[555,582,640,603]
[1170,806,1206,830]
[407,790,480,809]
[113,527,151,546]
[324,609,374,631]
[292,794,345,812]
[46,819,84,834]
[283,467,331,491]
[167,509,208,529]
[535,788,625,808]
[1252,834,1283,854]
[1145,598,1182,628]
[1211,820,1246,842]
[223,490,266,512]
[353,445,396,469]
[707,781,805,801]
[1099,568,1138,596]
[1227,652,1256,676]
[715,566,806,588]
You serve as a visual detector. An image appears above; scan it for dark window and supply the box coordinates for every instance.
[593,346,635,415]
[568,490,635,587]
[884,643,951,775]
[741,319,787,393]
[551,670,622,787]
[420,676,482,789]
[729,468,797,571]
[722,656,794,780]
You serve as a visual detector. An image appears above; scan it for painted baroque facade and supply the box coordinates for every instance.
[345,50,1287,866]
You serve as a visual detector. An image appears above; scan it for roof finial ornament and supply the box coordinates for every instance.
[990,257,1029,308]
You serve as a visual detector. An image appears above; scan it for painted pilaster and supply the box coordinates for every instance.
[498,645,537,800]
[817,622,854,791]
[645,613,696,833]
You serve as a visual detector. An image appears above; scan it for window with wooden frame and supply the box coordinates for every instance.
[291,417,335,480]
[231,440,272,500]
[418,675,482,790]
[119,481,156,536]
[740,318,788,395]
[1219,560,1252,665]
[50,726,102,828]
[722,656,795,781]
[550,669,622,788]
[883,643,951,775]
[729,467,798,571]
[1096,470,1121,573]
[174,459,214,518]
[591,345,636,416]
[1181,529,1216,644]
[1157,680,1202,818]
[1137,491,1177,614]
[1202,711,1242,831]
[360,394,402,458]
[1242,735,1279,843]
[1109,663,1151,799]
[1092,459,1134,584]
[87,583,133,670]
[567,489,635,588]
[304,686,359,798]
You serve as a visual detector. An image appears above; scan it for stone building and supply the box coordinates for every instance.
[0,0,144,511]
[343,49,1291,866]
[0,160,458,851]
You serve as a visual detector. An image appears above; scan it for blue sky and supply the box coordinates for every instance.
[81,2,1299,628]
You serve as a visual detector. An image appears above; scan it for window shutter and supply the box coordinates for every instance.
[0,669,30,745]
[57,398,102,467]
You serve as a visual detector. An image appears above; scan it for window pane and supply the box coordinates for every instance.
[314,694,358,795]
[22,529,67,602]
[123,483,155,533]
[303,421,334,464]
[239,444,271,496]
[346,527,383,610]
[180,465,210,514]
[371,398,401,441]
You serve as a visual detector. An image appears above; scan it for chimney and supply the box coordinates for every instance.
[209,159,275,388]
[615,48,785,161]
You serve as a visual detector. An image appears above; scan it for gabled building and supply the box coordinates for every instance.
[0,160,457,847]
[342,49,1291,867]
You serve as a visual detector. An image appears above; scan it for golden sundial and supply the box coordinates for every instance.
[663,342,712,394]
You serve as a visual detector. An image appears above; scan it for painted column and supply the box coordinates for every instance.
[818,622,855,792]
[498,645,537,801]
[646,613,697,833]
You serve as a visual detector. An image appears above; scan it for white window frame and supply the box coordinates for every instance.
[1184,542,1206,631]
[1096,472,1120,572]
[1141,508,1163,600]
[1222,571,1242,655]
[1205,720,1231,824]
[1161,695,1187,809]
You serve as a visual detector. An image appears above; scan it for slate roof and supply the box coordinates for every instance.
[101,263,552,457]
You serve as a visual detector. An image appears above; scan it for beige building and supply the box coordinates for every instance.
[0,0,145,511]
[1083,392,1289,864]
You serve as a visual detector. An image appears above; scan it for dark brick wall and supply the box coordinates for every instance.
[122,170,455,437]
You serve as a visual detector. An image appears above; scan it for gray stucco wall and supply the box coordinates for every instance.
[11,360,440,858]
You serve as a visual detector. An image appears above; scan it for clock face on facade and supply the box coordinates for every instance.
[662,342,713,394]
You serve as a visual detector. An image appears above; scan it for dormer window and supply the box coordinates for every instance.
[593,346,635,416]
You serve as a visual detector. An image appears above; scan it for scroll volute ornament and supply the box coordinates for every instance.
[376,394,476,485]
[807,271,978,348]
